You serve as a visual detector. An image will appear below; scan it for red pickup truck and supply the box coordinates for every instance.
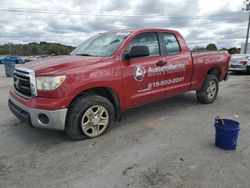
[8,28,230,140]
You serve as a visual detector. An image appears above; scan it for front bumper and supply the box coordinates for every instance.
[8,95,68,130]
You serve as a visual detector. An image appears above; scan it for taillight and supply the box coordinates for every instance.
[240,61,247,65]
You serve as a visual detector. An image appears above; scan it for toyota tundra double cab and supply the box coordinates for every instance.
[8,28,230,140]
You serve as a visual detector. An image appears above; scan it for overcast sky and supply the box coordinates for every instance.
[0,0,248,48]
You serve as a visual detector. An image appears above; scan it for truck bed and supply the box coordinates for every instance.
[190,51,230,90]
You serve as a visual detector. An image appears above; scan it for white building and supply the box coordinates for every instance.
[241,43,250,54]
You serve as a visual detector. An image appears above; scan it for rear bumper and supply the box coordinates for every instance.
[229,66,247,72]
[8,95,67,130]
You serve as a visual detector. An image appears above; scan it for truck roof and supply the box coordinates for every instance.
[114,28,179,34]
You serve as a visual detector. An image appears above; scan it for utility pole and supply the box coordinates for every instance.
[244,0,250,54]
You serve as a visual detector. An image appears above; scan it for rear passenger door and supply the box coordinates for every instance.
[161,32,193,97]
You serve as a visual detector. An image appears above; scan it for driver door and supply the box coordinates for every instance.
[121,32,167,108]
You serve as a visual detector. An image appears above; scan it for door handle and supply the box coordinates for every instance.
[156,61,167,67]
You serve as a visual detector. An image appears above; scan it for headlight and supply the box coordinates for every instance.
[36,76,66,90]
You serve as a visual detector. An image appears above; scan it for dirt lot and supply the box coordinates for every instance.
[0,64,250,188]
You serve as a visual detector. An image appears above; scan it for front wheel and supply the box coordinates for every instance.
[196,74,219,104]
[65,95,114,140]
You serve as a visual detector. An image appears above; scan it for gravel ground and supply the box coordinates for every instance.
[0,64,250,188]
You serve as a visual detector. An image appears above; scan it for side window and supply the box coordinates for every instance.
[126,33,160,56]
[163,33,181,54]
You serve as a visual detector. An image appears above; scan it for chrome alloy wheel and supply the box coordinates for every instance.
[81,105,109,137]
[207,80,217,99]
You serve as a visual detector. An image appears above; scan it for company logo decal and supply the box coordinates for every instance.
[148,64,186,77]
[133,63,186,92]
[134,65,146,82]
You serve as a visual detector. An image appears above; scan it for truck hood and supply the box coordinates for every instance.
[23,55,104,75]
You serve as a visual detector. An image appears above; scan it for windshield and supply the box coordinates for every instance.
[71,32,131,57]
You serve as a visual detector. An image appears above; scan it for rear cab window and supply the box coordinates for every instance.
[162,33,181,55]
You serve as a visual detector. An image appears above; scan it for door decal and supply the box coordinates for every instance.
[138,77,185,93]
[134,65,146,82]
[148,64,186,77]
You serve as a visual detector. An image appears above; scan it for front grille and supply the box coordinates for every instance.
[14,69,32,97]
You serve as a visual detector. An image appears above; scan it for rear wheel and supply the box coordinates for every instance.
[65,95,114,140]
[196,74,219,104]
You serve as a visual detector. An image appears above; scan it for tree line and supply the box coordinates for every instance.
[192,43,241,54]
[0,42,241,56]
[0,42,75,56]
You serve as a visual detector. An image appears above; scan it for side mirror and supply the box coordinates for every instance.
[124,46,150,59]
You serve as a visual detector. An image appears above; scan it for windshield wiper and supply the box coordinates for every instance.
[75,53,93,56]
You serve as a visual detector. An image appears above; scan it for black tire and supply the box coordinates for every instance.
[65,95,114,140]
[196,74,219,104]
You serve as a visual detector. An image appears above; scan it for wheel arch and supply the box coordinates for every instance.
[207,67,220,81]
[68,86,121,122]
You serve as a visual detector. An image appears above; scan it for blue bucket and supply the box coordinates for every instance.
[214,119,240,150]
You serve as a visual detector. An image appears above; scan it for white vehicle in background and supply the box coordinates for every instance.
[229,54,250,73]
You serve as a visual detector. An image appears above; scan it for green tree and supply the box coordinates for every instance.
[228,47,240,54]
[192,46,206,51]
[48,43,59,55]
[206,43,217,51]
[0,42,75,56]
